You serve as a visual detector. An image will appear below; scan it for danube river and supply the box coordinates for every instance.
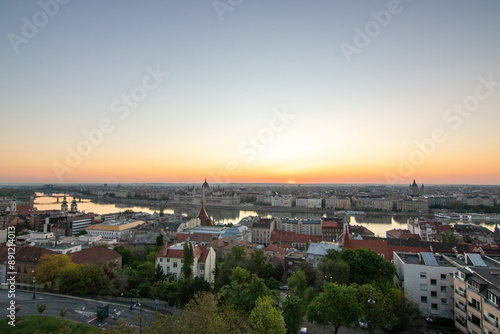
[34,193,496,237]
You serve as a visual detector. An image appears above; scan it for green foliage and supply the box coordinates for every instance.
[37,303,48,323]
[287,269,307,296]
[156,234,164,247]
[137,292,252,334]
[250,296,286,334]
[113,246,132,267]
[164,277,211,308]
[76,230,87,236]
[38,254,74,292]
[219,267,273,314]
[182,242,194,280]
[354,284,392,330]
[282,294,305,334]
[0,315,99,334]
[307,283,361,334]
[323,248,396,286]
[317,259,350,287]
[298,262,316,287]
[215,246,248,290]
[441,230,457,244]
[59,263,110,296]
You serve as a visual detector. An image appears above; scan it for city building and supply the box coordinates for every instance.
[393,252,457,319]
[252,218,277,247]
[155,242,216,283]
[306,242,340,268]
[321,218,343,242]
[276,218,322,236]
[453,254,500,334]
[325,197,351,210]
[85,219,146,240]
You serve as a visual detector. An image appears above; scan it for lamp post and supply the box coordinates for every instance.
[32,257,37,299]
[368,298,375,334]
[426,317,433,334]
[137,293,143,334]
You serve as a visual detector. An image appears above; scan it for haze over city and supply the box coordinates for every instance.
[1,1,499,184]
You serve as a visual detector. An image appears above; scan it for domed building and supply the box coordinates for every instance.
[408,180,424,197]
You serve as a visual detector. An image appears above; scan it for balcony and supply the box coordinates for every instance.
[455,302,466,312]
[455,289,466,297]
[485,316,499,328]
[455,317,466,327]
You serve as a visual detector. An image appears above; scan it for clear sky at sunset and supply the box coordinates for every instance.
[1,0,499,185]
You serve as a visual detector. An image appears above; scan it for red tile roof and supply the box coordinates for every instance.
[71,246,121,264]
[322,220,341,228]
[15,246,58,263]
[271,230,322,244]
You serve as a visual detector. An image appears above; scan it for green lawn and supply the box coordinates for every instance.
[0,315,100,334]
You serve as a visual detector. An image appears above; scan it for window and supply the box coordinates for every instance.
[173,262,178,268]
[167,258,170,262]
[440,274,447,280]
[200,264,205,270]
[441,298,447,305]
[166,266,170,273]
[420,284,427,291]
[488,291,499,306]
[160,258,163,262]
[421,296,428,303]
[441,286,447,293]
[431,303,438,310]
[173,273,177,279]
[430,279,437,285]
[420,272,427,279]
[431,291,437,297]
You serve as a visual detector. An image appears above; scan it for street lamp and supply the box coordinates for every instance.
[368,298,375,334]
[137,293,143,334]
[426,317,433,334]
[32,257,37,299]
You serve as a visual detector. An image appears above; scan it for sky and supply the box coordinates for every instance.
[1,0,500,185]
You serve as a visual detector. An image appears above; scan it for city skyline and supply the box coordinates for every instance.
[1,1,500,185]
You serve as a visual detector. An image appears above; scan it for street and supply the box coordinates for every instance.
[0,289,160,331]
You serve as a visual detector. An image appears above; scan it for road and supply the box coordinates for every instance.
[0,289,161,331]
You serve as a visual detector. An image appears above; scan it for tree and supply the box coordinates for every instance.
[354,284,391,331]
[220,267,272,314]
[307,283,361,334]
[338,248,396,286]
[153,264,166,282]
[441,230,457,244]
[37,302,48,323]
[113,246,132,267]
[317,259,350,287]
[181,242,194,280]
[38,254,74,292]
[156,235,164,247]
[282,294,305,334]
[287,269,306,296]
[76,230,87,236]
[250,296,286,334]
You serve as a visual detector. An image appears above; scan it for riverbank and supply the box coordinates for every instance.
[87,196,435,217]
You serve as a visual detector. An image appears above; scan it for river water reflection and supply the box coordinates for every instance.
[34,193,496,237]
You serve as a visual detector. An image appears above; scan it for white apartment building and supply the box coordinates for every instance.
[393,252,458,319]
[407,218,436,241]
[155,242,216,283]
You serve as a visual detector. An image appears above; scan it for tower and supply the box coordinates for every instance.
[197,180,212,226]
[61,195,68,213]
[70,197,78,212]
[10,195,17,214]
